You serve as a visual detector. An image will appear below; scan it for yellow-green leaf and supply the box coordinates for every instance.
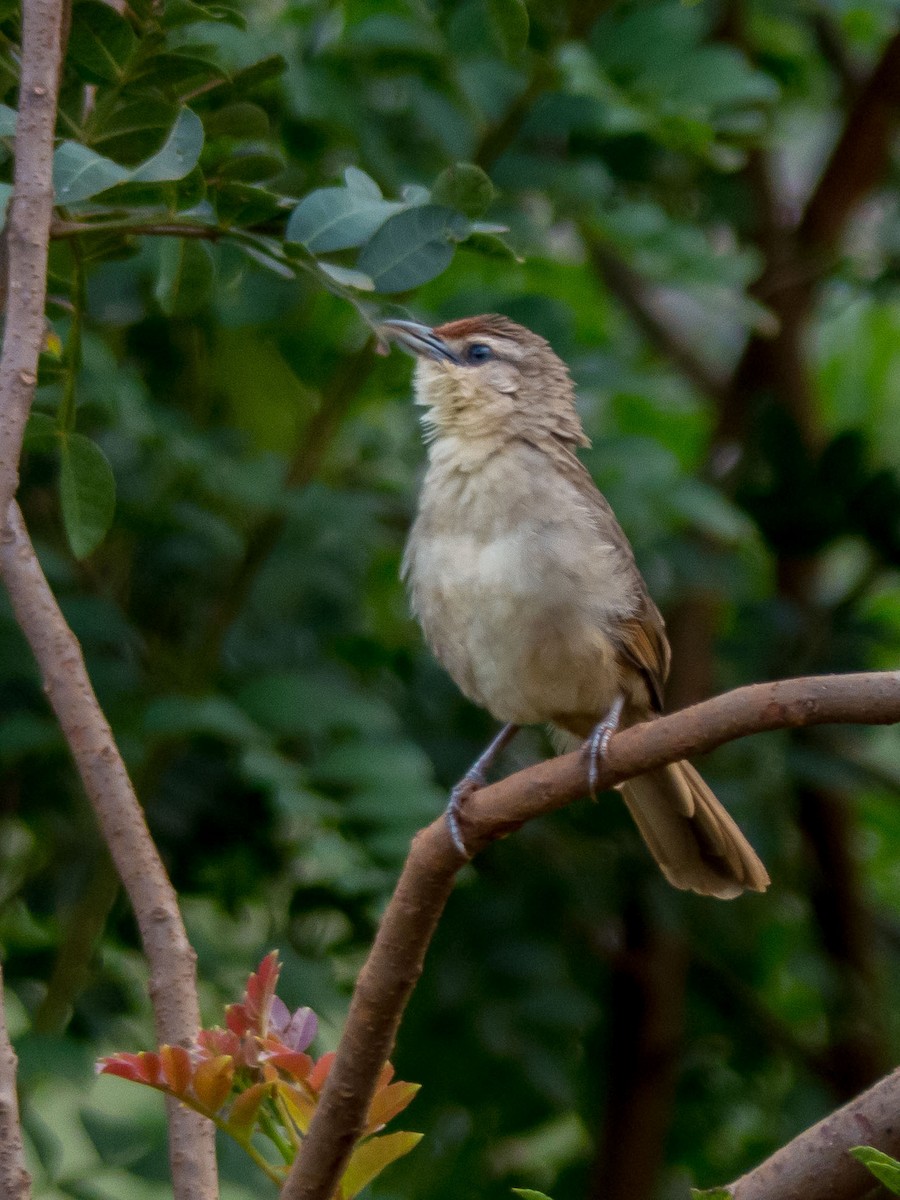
[339,1131,423,1200]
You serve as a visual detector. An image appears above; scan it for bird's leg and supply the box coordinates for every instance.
[585,694,625,799]
[446,723,520,857]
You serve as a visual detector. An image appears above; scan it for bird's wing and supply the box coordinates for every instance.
[525,435,671,712]
[614,601,670,713]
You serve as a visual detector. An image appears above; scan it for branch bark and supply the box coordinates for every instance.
[0,963,30,1200]
[0,5,217,1198]
[728,1061,900,1199]
[282,670,900,1200]
[0,0,64,517]
[0,506,218,1200]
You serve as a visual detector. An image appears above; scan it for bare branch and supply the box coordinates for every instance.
[0,505,218,1199]
[800,30,900,256]
[729,1061,900,1199]
[0,3,217,1195]
[0,0,65,517]
[282,670,900,1200]
[0,963,30,1200]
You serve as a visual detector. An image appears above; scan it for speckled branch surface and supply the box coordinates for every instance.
[0,5,217,1197]
[281,670,900,1200]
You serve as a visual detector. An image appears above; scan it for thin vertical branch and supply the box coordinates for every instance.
[0,5,218,1198]
[0,0,64,514]
[0,964,30,1200]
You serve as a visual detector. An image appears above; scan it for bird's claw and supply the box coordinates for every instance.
[585,695,625,800]
[446,770,485,857]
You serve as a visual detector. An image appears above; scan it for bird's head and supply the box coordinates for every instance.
[379,314,589,449]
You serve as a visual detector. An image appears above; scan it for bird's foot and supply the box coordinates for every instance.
[444,723,520,858]
[446,770,485,858]
[585,695,625,799]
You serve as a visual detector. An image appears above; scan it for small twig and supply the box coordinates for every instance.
[0,963,30,1200]
[282,671,900,1200]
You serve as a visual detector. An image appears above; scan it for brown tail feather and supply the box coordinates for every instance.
[618,761,769,900]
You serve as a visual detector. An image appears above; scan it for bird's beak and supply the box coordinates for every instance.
[378,319,462,366]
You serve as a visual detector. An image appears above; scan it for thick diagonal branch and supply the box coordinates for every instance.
[281,670,900,1200]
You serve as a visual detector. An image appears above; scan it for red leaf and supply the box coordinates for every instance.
[242,951,281,1037]
[198,1027,240,1059]
[365,1081,420,1134]
[97,1051,162,1086]
[308,1052,335,1093]
[192,1054,234,1113]
[160,1045,192,1097]
[375,1062,394,1091]
[225,1003,252,1037]
[261,1041,313,1082]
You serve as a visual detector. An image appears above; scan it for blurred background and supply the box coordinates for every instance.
[1,0,900,1197]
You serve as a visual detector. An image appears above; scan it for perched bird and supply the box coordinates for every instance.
[381,314,769,899]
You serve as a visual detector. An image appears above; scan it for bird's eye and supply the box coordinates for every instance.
[465,342,493,365]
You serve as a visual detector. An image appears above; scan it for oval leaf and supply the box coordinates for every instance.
[59,433,116,560]
[53,142,129,204]
[130,108,204,183]
[488,0,529,59]
[357,204,468,293]
[431,162,494,218]
[286,187,403,253]
[68,0,136,83]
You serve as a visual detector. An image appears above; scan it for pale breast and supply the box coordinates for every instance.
[403,440,640,725]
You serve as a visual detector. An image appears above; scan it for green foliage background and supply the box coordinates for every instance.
[1,0,900,1197]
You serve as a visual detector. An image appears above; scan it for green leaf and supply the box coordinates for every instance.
[214,181,287,226]
[512,1191,555,1200]
[203,101,269,139]
[431,162,494,218]
[344,166,382,199]
[53,142,129,204]
[68,1,136,84]
[130,108,204,183]
[317,261,375,291]
[286,187,403,253]
[690,1190,733,1199]
[143,695,263,742]
[23,412,58,450]
[487,0,529,59]
[850,1147,900,1195]
[89,96,180,166]
[217,152,284,182]
[340,1132,423,1200]
[154,239,215,316]
[129,50,227,98]
[0,103,16,135]
[357,204,468,293]
[58,433,116,560]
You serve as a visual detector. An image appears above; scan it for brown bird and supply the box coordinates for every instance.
[382,314,769,899]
